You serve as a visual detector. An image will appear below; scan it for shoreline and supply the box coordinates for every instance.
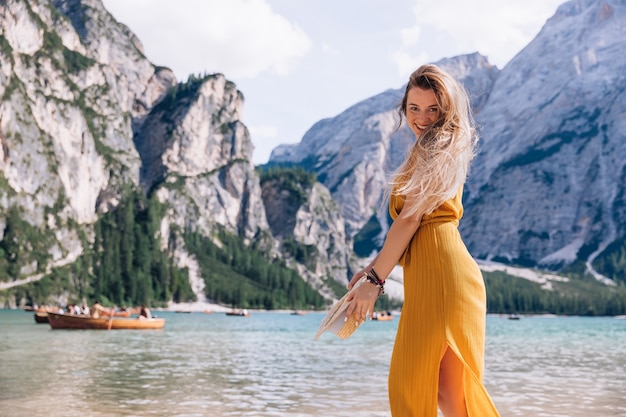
[163,301,328,315]
[12,304,626,319]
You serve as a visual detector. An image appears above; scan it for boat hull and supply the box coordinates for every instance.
[47,312,165,330]
[34,312,49,324]
[371,314,393,321]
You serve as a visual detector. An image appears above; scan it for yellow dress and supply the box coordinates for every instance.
[388,186,500,416]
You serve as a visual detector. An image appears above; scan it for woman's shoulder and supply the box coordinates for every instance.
[423,187,464,221]
[389,193,405,219]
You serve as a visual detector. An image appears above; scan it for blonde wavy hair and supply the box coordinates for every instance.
[388,64,478,218]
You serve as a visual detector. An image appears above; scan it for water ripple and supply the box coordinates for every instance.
[1,311,625,416]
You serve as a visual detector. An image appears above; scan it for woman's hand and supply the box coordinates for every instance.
[348,269,368,290]
[345,280,379,324]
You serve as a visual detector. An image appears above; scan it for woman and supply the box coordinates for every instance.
[346,64,500,416]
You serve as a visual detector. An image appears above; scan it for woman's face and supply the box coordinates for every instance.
[405,87,440,137]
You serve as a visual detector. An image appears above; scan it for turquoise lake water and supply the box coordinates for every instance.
[1,310,625,416]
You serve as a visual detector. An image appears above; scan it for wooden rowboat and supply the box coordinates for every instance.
[34,312,49,324]
[107,310,132,317]
[47,312,165,330]
[371,312,393,321]
[226,310,250,317]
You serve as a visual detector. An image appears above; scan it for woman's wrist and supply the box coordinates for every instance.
[365,268,385,296]
[369,267,383,282]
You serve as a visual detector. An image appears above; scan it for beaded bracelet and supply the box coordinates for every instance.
[369,268,382,282]
[365,268,385,296]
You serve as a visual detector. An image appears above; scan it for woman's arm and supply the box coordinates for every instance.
[346,207,422,323]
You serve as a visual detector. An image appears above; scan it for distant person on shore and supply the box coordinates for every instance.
[346,65,500,416]
[139,305,152,319]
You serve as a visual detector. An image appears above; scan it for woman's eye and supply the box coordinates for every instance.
[428,108,439,113]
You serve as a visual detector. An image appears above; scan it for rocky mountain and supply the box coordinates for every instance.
[464,0,626,272]
[260,168,353,299]
[3,0,624,310]
[1,0,174,273]
[269,0,626,280]
[0,0,352,305]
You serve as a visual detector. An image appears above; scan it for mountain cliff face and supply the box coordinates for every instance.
[0,1,240,292]
[269,0,626,277]
[0,0,352,305]
[0,0,174,273]
[464,0,626,271]
[134,73,269,245]
[260,170,353,298]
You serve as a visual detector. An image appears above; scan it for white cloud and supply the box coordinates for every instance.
[392,50,429,79]
[100,0,567,165]
[248,125,278,140]
[248,125,285,165]
[321,43,340,56]
[102,0,312,80]
[393,0,564,76]
[400,23,421,47]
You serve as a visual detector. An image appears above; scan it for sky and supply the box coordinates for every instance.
[101,0,565,165]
